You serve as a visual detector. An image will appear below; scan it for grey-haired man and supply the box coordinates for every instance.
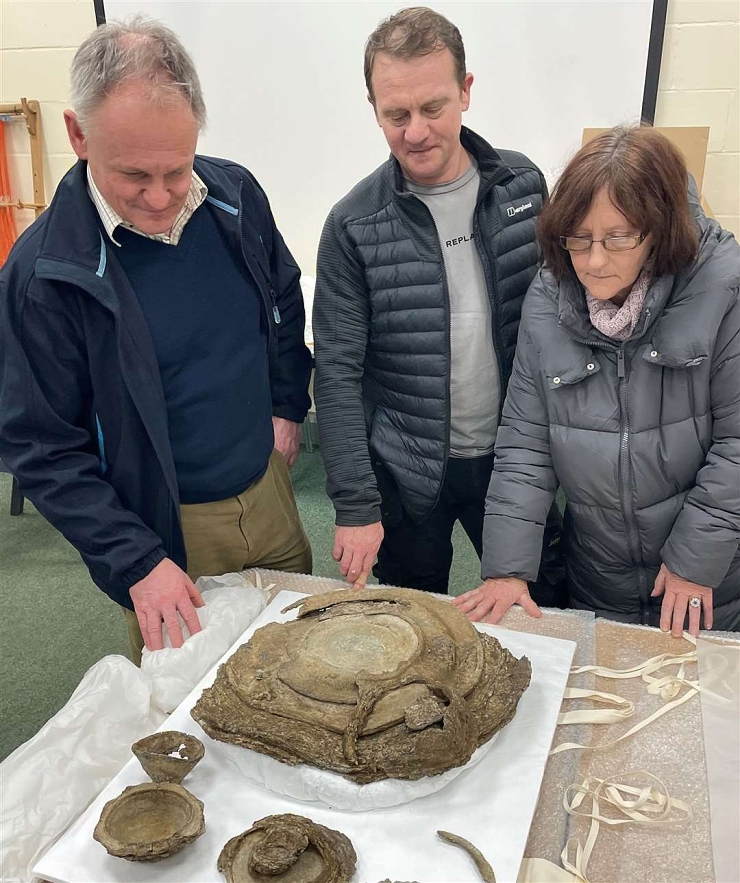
[0,19,312,660]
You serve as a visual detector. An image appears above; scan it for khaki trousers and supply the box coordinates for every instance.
[124,450,311,663]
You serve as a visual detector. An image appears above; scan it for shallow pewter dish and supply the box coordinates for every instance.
[217,813,356,883]
[132,730,205,783]
[93,782,205,862]
[192,587,531,784]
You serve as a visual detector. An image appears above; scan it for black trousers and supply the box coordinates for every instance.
[373,454,567,602]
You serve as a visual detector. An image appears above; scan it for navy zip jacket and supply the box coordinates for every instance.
[0,156,311,609]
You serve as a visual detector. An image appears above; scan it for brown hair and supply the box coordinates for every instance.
[538,126,699,281]
[364,7,466,103]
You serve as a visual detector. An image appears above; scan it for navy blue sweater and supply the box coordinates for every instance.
[116,206,273,503]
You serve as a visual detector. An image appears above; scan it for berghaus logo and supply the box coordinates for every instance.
[507,201,533,218]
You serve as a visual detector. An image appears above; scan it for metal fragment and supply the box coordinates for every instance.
[437,830,496,882]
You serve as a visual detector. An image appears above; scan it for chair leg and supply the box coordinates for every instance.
[10,477,24,516]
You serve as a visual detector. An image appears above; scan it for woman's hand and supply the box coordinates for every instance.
[651,563,713,638]
[452,577,541,624]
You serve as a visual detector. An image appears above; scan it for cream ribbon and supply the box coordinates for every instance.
[517,771,691,883]
[244,569,277,601]
[557,687,635,726]
[550,633,699,755]
[560,771,691,883]
[518,857,579,882]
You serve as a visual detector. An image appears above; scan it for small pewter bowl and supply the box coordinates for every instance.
[93,782,205,862]
[132,730,205,784]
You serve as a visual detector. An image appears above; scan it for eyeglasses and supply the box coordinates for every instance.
[559,233,646,253]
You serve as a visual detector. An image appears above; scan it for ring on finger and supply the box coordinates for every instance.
[689,596,701,609]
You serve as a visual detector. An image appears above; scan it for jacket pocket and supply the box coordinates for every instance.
[639,342,708,370]
[545,357,601,391]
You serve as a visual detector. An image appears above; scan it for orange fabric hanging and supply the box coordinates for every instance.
[0,121,18,266]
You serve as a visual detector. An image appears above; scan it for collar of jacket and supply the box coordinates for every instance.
[532,186,737,385]
[556,271,674,347]
[551,264,723,382]
[388,126,515,203]
[31,158,245,307]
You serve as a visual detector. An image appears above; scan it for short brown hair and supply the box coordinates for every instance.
[538,126,699,282]
[364,7,466,103]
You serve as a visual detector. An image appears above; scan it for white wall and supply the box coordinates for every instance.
[2,1,738,246]
[104,0,654,273]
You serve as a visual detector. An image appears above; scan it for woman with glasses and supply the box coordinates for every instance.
[454,126,740,635]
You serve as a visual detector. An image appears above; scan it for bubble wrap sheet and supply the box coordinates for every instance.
[554,620,738,883]
[251,571,739,883]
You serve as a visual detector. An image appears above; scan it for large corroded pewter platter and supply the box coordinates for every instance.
[192,588,531,783]
[93,781,205,861]
[218,813,356,883]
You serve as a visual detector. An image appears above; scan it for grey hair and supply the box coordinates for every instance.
[70,15,206,131]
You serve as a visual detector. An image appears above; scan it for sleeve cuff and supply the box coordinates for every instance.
[118,547,168,595]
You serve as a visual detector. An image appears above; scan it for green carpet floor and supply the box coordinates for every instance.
[0,454,481,761]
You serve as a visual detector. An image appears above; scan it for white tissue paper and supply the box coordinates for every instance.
[215,728,498,811]
[140,577,266,712]
[0,656,165,883]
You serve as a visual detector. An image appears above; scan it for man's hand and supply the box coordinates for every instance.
[452,577,541,624]
[272,416,302,467]
[129,558,205,651]
[651,563,713,638]
[333,523,384,589]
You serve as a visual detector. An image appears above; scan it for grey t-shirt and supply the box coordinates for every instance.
[406,159,500,457]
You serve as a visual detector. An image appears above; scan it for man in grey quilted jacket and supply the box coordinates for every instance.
[313,7,563,594]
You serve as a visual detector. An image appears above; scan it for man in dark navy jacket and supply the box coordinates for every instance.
[0,19,312,661]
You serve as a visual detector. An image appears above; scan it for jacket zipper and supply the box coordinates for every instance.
[234,186,278,366]
[407,196,452,507]
[616,348,650,621]
[400,164,515,508]
[562,329,650,621]
[472,210,505,417]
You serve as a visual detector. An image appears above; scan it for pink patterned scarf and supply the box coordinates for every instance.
[586,271,650,341]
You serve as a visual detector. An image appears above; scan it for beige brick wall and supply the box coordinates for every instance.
[0,0,96,236]
[656,0,740,237]
[1,1,738,239]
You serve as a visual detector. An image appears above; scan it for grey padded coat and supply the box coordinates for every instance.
[482,204,740,629]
